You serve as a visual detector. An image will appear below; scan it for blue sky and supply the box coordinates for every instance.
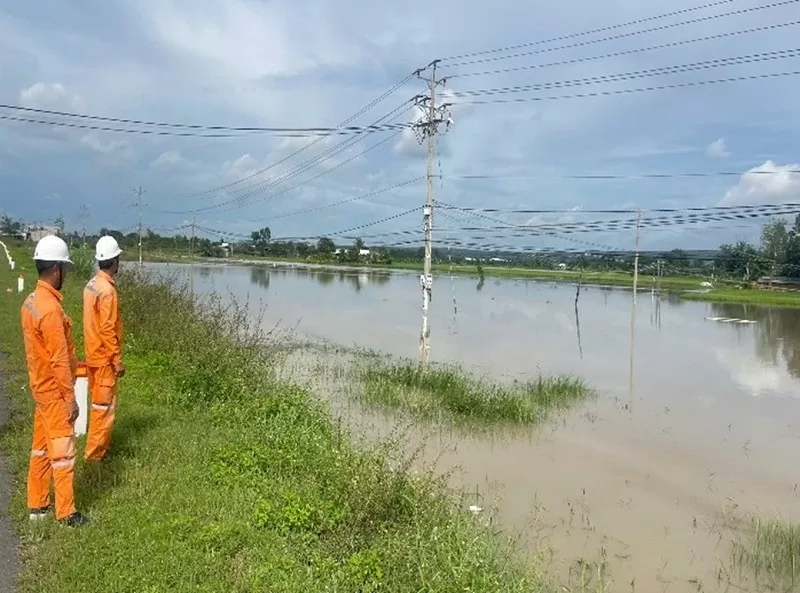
[1,0,799,253]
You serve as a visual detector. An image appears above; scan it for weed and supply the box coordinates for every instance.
[731,517,800,591]
[360,360,592,425]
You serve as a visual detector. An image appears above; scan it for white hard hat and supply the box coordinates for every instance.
[95,235,123,261]
[33,235,73,264]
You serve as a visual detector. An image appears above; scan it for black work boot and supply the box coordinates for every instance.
[60,511,91,528]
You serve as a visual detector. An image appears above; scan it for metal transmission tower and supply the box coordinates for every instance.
[79,204,90,248]
[413,60,453,367]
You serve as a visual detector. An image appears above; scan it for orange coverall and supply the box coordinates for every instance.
[21,280,79,521]
[83,270,123,461]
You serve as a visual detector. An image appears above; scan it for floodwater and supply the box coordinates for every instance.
[149,262,800,592]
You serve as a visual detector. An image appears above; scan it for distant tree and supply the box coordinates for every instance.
[348,238,366,262]
[716,241,764,281]
[296,242,312,258]
[54,215,65,234]
[0,215,22,235]
[316,237,336,256]
[760,219,789,274]
[250,227,271,255]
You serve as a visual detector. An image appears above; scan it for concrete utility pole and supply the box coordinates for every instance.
[190,216,196,296]
[632,209,642,303]
[134,186,146,268]
[414,59,452,367]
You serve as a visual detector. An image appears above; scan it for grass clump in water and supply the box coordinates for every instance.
[732,517,800,591]
[361,361,592,425]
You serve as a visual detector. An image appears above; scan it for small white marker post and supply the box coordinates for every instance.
[17,275,24,294]
[74,364,89,437]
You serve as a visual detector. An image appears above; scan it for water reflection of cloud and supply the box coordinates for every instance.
[710,303,800,380]
[712,346,800,398]
[489,301,574,333]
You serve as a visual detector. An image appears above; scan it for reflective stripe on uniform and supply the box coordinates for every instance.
[31,449,46,457]
[91,402,115,412]
[51,458,75,470]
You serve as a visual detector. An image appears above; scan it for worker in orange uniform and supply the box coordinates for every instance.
[83,235,125,462]
[21,235,90,527]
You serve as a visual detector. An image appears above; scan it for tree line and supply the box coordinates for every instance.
[4,214,800,280]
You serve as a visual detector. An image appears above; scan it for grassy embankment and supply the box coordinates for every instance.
[0,238,550,592]
[681,288,800,307]
[359,361,592,427]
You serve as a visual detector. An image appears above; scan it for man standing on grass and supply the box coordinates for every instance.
[83,235,125,462]
[21,235,89,527]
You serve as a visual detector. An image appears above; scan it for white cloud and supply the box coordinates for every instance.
[222,154,262,181]
[19,82,86,112]
[719,161,800,207]
[15,82,134,165]
[706,138,730,159]
[150,150,195,171]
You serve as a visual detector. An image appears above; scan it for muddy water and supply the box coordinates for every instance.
[150,262,800,592]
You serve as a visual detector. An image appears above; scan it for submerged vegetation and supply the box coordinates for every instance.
[360,361,592,425]
[732,517,800,592]
[0,248,544,592]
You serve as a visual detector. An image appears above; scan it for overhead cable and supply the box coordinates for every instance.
[451,48,800,97]
[0,103,413,135]
[458,70,800,104]
[173,73,419,200]
[443,0,800,68]
[441,0,734,61]
[449,20,800,78]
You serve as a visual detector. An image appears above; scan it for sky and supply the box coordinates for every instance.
[1,0,800,254]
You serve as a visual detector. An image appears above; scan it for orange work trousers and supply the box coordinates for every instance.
[27,398,77,520]
[85,365,118,462]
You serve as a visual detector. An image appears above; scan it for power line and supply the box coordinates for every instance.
[202,107,412,209]
[0,103,414,135]
[172,100,415,208]
[0,113,412,138]
[441,0,734,61]
[271,207,423,242]
[167,75,420,202]
[450,48,800,97]
[441,202,800,214]
[159,99,415,214]
[158,126,407,215]
[443,0,800,68]
[443,169,800,181]
[457,70,800,104]
[268,177,425,221]
[189,207,424,244]
[449,20,800,79]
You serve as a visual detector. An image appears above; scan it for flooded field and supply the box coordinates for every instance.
[149,262,800,592]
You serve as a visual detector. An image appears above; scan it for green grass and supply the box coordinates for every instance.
[681,287,800,307]
[0,241,550,592]
[360,361,592,426]
[732,517,800,591]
